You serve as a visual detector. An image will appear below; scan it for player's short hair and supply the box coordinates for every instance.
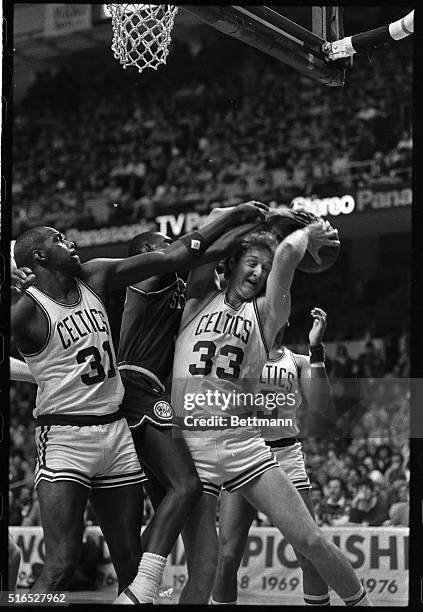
[14,227,50,268]
[128,231,166,256]
[223,230,278,280]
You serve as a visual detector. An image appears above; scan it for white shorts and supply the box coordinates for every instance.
[269,441,311,490]
[183,428,279,497]
[34,417,147,489]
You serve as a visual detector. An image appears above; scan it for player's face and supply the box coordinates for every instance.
[43,229,81,273]
[229,247,273,300]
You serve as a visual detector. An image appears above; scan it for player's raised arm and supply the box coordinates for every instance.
[297,308,334,429]
[11,260,38,341]
[260,221,339,347]
[83,202,266,291]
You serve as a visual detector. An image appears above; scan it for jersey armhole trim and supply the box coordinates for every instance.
[18,293,52,358]
[76,278,106,309]
[291,352,307,397]
[178,290,221,335]
[253,298,269,359]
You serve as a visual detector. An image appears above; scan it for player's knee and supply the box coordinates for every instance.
[203,545,219,578]
[177,475,203,506]
[217,548,243,576]
[298,530,328,559]
[186,475,203,502]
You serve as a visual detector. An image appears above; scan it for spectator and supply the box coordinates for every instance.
[357,341,385,377]
[21,490,41,527]
[349,478,389,526]
[385,481,409,527]
[384,452,407,485]
[332,344,354,378]
[324,477,351,526]
[309,481,328,527]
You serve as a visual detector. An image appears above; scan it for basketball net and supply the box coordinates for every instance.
[107,4,178,73]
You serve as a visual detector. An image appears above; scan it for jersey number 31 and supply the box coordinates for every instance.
[76,341,116,385]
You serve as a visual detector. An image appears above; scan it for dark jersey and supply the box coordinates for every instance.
[117,275,186,387]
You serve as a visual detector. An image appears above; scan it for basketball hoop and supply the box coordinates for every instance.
[107,4,179,74]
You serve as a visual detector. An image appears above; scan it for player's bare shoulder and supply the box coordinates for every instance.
[11,290,50,354]
[77,259,109,300]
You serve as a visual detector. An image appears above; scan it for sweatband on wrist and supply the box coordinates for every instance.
[309,344,325,364]
[310,362,326,368]
[178,230,207,256]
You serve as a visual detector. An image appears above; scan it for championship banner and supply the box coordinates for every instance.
[10,526,408,606]
[44,5,92,38]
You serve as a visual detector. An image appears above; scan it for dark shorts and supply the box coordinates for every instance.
[120,369,177,430]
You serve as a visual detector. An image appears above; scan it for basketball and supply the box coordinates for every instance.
[298,240,340,274]
[268,208,341,274]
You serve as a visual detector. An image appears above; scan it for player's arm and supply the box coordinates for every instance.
[259,221,339,347]
[10,262,41,350]
[10,357,36,384]
[185,219,263,299]
[297,356,333,418]
[192,221,262,268]
[127,223,259,295]
[82,202,266,292]
[11,293,45,355]
[297,307,336,430]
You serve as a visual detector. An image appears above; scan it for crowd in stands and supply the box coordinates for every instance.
[9,335,409,529]
[12,35,412,235]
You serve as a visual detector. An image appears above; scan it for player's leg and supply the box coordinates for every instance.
[132,423,203,556]
[32,480,89,592]
[211,490,257,604]
[89,483,144,593]
[238,468,371,605]
[138,462,166,552]
[179,492,220,604]
[296,488,331,606]
[88,419,146,598]
[8,534,22,591]
[115,424,203,604]
[277,443,330,605]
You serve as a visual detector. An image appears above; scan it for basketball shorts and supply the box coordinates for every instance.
[183,428,279,497]
[120,369,177,430]
[34,416,147,490]
[265,438,311,490]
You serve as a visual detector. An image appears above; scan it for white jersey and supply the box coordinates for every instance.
[21,279,124,418]
[172,291,268,422]
[257,347,302,441]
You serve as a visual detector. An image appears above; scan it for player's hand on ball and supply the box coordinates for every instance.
[235,201,269,223]
[309,307,327,345]
[306,221,340,266]
[11,258,36,294]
